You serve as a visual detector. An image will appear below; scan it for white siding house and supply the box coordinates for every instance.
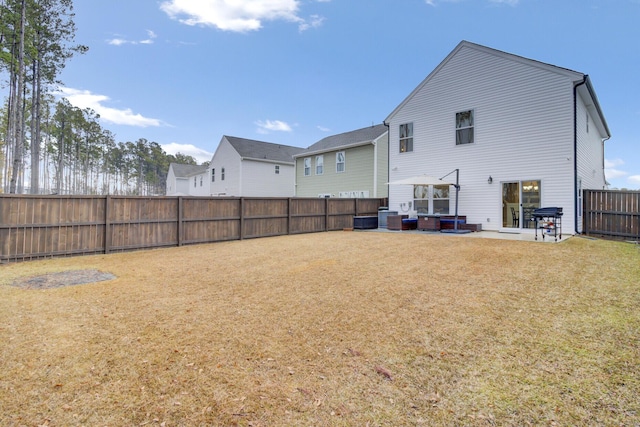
[294,124,389,198]
[209,136,306,197]
[385,41,610,234]
[166,163,208,196]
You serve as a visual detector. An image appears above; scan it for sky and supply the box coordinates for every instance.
[55,0,639,189]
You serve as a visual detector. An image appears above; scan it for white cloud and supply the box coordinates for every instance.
[426,0,518,5]
[627,175,640,190]
[162,142,213,165]
[107,30,158,46]
[489,0,519,5]
[317,125,330,132]
[604,158,628,180]
[57,87,163,128]
[298,14,325,32]
[255,119,293,134]
[160,0,324,33]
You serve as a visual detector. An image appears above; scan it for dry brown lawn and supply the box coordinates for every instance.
[1,231,639,426]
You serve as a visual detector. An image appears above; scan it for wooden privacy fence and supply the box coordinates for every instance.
[583,189,640,240]
[0,195,386,263]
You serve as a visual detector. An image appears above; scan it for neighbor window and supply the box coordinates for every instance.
[413,184,450,215]
[304,158,311,176]
[221,167,225,181]
[316,155,324,175]
[200,176,203,186]
[211,168,215,182]
[456,110,474,145]
[275,165,280,174]
[194,176,197,187]
[399,123,413,153]
[336,151,345,173]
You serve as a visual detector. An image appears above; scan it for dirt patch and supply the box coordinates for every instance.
[10,269,116,290]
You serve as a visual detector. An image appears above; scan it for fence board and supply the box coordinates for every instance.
[0,195,386,262]
[583,189,640,240]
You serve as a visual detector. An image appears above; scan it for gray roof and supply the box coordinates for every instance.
[299,124,388,156]
[170,163,208,178]
[225,136,306,164]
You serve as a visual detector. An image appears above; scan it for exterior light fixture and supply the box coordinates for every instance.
[488,176,493,184]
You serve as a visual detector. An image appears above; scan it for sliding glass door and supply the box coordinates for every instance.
[502,180,541,229]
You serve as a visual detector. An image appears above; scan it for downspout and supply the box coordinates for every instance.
[372,137,378,198]
[383,120,390,206]
[573,75,588,235]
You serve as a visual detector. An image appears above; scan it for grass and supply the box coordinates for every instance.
[1,231,639,426]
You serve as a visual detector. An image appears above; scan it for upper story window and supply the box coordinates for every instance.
[316,155,324,175]
[194,176,197,187]
[221,167,225,181]
[275,165,280,174]
[586,113,589,133]
[200,176,203,186]
[399,123,413,153]
[304,158,311,176]
[211,168,215,182]
[336,151,345,173]
[456,110,474,145]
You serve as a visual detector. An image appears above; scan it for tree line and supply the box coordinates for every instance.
[0,0,198,195]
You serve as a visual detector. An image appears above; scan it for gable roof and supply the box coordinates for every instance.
[169,163,207,178]
[296,124,388,157]
[385,40,610,138]
[224,136,306,164]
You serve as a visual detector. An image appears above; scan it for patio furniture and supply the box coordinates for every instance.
[511,207,519,227]
[417,215,441,231]
[387,215,408,230]
[353,216,378,230]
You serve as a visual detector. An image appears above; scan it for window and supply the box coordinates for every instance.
[304,158,311,176]
[275,165,280,174]
[211,168,215,182]
[399,123,413,153]
[456,110,474,145]
[200,176,203,186]
[413,185,450,215]
[221,167,225,181]
[194,176,197,187]
[316,155,324,175]
[432,185,450,214]
[586,113,589,133]
[336,151,345,173]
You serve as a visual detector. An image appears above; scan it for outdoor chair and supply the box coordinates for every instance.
[511,207,519,227]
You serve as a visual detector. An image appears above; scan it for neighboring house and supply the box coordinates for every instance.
[166,163,208,196]
[385,40,610,234]
[294,124,389,198]
[209,136,306,197]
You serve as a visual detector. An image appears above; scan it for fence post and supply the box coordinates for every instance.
[178,197,183,246]
[288,198,292,235]
[325,198,329,231]
[239,198,244,240]
[104,195,111,254]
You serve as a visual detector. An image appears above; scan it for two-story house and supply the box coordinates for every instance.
[294,124,389,198]
[208,136,306,197]
[166,163,209,196]
[385,40,610,234]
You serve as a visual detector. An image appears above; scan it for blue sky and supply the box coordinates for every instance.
[58,0,639,189]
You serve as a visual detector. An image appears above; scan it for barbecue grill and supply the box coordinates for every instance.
[532,207,563,241]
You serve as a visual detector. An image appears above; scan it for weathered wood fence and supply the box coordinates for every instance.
[0,195,386,263]
[583,189,640,240]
